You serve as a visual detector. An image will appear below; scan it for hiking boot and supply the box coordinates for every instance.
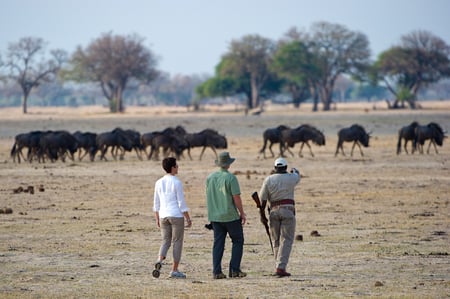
[275,268,291,277]
[229,271,247,278]
[169,271,186,279]
[213,273,227,279]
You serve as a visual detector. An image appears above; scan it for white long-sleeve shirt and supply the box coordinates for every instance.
[153,174,189,218]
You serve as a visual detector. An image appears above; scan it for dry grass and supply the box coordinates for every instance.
[0,102,449,298]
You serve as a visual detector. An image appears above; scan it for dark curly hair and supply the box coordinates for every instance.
[162,157,177,173]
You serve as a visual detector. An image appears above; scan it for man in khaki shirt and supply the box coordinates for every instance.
[259,157,300,277]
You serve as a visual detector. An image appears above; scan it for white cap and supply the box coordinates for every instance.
[274,157,287,167]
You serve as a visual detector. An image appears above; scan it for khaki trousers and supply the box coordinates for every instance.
[269,206,296,270]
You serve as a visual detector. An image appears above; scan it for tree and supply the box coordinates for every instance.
[271,39,318,109]
[219,34,277,109]
[373,30,450,109]
[4,37,67,113]
[66,32,159,112]
[308,22,371,110]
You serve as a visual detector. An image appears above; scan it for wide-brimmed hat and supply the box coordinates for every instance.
[215,152,235,167]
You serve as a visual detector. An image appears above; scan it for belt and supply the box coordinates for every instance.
[270,199,295,208]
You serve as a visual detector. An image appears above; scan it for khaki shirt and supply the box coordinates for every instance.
[259,172,300,205]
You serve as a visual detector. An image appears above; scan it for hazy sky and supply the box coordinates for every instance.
[1,0,449,76]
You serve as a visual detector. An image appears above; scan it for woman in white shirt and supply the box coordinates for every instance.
[153,157,191,279]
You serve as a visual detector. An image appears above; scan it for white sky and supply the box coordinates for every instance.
[1,0,449,77]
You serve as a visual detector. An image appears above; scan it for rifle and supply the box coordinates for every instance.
[251,191,273,254]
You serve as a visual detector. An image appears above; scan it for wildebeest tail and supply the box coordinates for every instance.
[10,142,17,157]
[396,130,402,154]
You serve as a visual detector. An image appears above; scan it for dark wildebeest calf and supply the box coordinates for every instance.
[413,122,446,154]
[396,121,420,155]
[184,129,227,160]
[281,124,326,157]
[259,125,290,158]
[335,124,371,157]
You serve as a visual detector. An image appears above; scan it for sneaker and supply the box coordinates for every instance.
[152,261,163,278]
[169,271,186,279]
[154,261,162,271]
[213,273,227,279]
[229,271,247,278]
[275,268,291,277]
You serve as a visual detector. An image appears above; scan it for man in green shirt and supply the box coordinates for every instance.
[206,152,247,279]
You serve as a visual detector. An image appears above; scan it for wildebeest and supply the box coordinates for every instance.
[114,128,144,160]
[96,129,133,161]
[281,124,326,157]
[73,131,98,162]
[335,124,371,157]
[148,130,189,160]
[259,125,290,159]
[11,131,42,163]
[143,126,188,160]
[397,121,420,155]
[37,130,79,163]
[413,122,446,154]
[184,129,227,160]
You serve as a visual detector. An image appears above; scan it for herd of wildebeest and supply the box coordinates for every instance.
[9,121,447,164]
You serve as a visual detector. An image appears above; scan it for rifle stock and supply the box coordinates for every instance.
[251,191,273,254]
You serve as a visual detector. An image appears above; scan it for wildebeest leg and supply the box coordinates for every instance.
[134,148,143,161]
[199,146,207,160]
[417,142,424,154]
[100,146,108,161]
[286,146,294,157]
[187,148,193,160]
[259,139,268,159]
[89,147,97,162]
[335,141,344,157]
[148,145,155,160]
[279,142,285,158]
[403,140,409,154]
[79,149,88,161]
[298,142,305,157]
[304,142,314,157]
[119,147,126,160]
[351,141,364,157]
[211,146,219,160]
[268,142,274,158]
[427,140,438,154]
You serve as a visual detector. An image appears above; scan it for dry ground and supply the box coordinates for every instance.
[0,101,449,298]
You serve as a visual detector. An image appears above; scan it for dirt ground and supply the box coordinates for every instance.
[0,102,449,298]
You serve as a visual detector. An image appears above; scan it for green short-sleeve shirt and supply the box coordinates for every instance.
[206,168,241,222]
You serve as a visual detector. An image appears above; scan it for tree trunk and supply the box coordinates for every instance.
[22,94,29,114]
[320,87,333,111]
[250,75,259,109]
[312,94,319,112]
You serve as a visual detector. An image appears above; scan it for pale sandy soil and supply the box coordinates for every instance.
[0,101,449,298]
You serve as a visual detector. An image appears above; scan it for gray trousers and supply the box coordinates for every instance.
[159,217,185,262]
[269,206,296,270]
